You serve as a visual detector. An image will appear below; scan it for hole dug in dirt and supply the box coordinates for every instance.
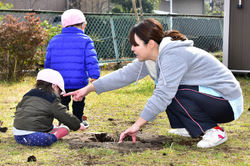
[88,132,115,142]
[64,132,172,153]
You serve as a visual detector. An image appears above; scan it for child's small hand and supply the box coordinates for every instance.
[79,123,86,131]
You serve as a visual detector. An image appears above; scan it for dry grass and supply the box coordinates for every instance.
[0,71,249,166]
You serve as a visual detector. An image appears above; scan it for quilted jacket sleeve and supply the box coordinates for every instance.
[51,97,81,131]
[84,37,100,79]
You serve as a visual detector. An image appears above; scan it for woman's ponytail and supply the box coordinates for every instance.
[164,30,187,41]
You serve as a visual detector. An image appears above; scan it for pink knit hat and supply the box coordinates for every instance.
[36,69,66,94]
[61,9,86,28]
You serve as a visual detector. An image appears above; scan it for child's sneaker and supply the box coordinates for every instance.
[49,124,70,140]
[81,121,89,129]
[197,127,227,148]
[168,128,191,137]
[82,115,89,128]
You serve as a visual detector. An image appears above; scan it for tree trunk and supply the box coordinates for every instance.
[6,51,10,80]
[13,56,17,81]
[132,0,139,23]
[138,0,143,21]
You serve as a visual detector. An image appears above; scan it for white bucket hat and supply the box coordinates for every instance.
[36,69,66,94]
[61,9,86,28]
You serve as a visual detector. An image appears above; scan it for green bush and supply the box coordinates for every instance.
[37,20,62,66]
[0,2,13,9]
[0,2,13,21]
[0,13,47,81]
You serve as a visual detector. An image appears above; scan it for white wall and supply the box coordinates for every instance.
[159,0,204,14]
[1,0,67,11]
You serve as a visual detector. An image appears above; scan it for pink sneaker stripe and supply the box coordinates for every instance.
[214,126,223,131]
[218,134,224,139]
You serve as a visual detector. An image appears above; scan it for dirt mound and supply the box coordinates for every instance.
[64,132,172,153]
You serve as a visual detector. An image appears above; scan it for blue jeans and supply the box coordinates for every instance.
[166,85,234,138]
[14,132,57,146]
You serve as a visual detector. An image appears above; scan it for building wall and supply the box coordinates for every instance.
[80,0,109,13]
[1,0,109,13]
[228,0,250,71]
[159,0,204,14]
[1,0,67,11]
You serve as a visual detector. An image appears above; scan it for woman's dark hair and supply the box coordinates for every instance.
[36,80,55,94]
[129,18,187,46]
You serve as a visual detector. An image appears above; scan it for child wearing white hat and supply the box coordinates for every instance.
[13,69,86,147]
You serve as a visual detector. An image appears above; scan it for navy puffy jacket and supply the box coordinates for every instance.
[45,27,100,89]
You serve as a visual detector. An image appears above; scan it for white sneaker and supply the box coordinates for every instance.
[168,128,191,137]
[197,128,227,148]
[81,120,89,129]
[82,116,89,129]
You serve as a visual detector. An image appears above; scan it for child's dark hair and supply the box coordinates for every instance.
[129,18,187,46]
[67,22,83,27]
[36,80,55,94]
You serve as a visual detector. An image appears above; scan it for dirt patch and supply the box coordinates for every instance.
[64,132,173,153]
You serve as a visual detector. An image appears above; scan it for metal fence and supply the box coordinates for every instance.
[0,10,223,63]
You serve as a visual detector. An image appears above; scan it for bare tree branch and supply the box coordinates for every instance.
[132,0,139,23]
[138,0,143,21]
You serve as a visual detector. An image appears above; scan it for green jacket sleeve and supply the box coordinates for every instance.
[50,97,81,131]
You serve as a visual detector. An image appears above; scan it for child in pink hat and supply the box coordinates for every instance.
[13,69,86,147]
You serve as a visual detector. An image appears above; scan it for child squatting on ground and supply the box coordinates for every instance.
[13,69,86,147]
[44,9,100,128]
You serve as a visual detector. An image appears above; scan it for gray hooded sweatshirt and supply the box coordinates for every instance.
[93,37,242,121]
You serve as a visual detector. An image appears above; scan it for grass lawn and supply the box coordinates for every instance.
[0,70,249,166]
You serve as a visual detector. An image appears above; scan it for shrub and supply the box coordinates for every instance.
[0,2,13,9]
[0,13,47,81]
[0,2,13,21]
[37,20,62,67]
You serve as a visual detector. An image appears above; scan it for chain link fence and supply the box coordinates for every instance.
[0,10,223,63]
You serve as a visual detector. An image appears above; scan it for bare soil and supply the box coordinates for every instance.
[64,132,173,153]
[64,131,249,155]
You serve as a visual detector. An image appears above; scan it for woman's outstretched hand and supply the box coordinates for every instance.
[118,117,147,144]
[63,84,95,101]
[118,123,140,143]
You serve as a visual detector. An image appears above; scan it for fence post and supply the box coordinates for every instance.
[163,16,168,30]
[109,16,119,61]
